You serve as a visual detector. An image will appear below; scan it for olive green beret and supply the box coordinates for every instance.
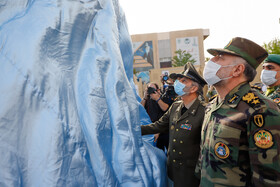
[264,54,280,65]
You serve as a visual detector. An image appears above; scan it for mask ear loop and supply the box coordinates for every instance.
[218,64,237,81]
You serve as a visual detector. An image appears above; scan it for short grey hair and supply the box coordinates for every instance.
[191,81,203,95]
[233,57,257,82]
[243,62,257,82]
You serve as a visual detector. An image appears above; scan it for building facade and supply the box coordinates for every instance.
[131,29,210,72]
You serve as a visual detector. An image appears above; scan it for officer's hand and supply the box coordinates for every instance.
[154,133,160,142]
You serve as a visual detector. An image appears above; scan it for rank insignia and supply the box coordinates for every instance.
[242,92,261,107]
[253,114,264,127]
[214,142,229,159]
[254,130,274,149]
[180,123,192,131]
[273,98,280,104]
[228,94,239,104]
[209,94,218,102]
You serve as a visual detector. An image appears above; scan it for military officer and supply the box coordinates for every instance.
[141,62,206,187]
[196,37,280,186]
[261,54,280,107]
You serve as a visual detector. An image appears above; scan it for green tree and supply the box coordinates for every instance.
[172,49,196,67]
[263,38,280,54]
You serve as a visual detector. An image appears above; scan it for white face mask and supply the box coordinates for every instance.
[203,60,235,85]
[261,70,278,86]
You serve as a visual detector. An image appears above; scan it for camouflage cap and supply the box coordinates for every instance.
[207,37,268,69]
[169,62,207,87]
[264,54,280,66]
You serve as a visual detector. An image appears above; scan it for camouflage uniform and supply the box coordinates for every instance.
[196,83,280,186]
[265,85,280,108]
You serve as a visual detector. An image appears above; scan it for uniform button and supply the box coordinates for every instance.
[173,139,176,142]
[173,149,176,152]
[179,152,182,155]
[176,129,179,132]
[173,160,176,163]
[180,140,183,144]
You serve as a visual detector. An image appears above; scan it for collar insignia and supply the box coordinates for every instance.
[209,94,218,102]
[191,109,196,115]
[228,94,240,104]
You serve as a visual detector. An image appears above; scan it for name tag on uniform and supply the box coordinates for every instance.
[180,123,192,131]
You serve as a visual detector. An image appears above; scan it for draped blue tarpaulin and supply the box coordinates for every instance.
[0,0,167,186]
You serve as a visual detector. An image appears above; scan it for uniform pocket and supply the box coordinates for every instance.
[212,125,241,164]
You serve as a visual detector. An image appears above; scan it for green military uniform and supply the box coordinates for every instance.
[142,99,205,187]
[262,54,280,108]
[197,83,280,186]
[265,85,280,107]
[197,37,280,186]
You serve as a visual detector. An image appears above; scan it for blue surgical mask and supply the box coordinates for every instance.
[174,80,187,96]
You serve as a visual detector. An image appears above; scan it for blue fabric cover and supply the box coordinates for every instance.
[0,0,167,186]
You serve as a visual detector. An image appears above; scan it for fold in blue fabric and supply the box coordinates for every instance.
[0,0,167,186]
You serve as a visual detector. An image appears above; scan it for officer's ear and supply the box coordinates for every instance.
[233,63,245,77]
[190,84,198,93]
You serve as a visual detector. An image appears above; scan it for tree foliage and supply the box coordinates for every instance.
[172,49,196,67]
[263,38,280,54]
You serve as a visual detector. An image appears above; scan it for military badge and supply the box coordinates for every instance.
[254,130,274,149]
[273,98,280,104]
[214,142,230,159]
[180,123,192,131]
[253,114,264,127]
[228,94,240,104]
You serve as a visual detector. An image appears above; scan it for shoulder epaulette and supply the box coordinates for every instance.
[242,91,262,108]
[251,85,262,91]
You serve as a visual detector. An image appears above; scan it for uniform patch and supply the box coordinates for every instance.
[253,114,264,127]
[242,92,261,107]
[180,123,192,131]
[214,142,230,159]
[273,98,280,104]
[254,130,274,149]
[228,94,240,104]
